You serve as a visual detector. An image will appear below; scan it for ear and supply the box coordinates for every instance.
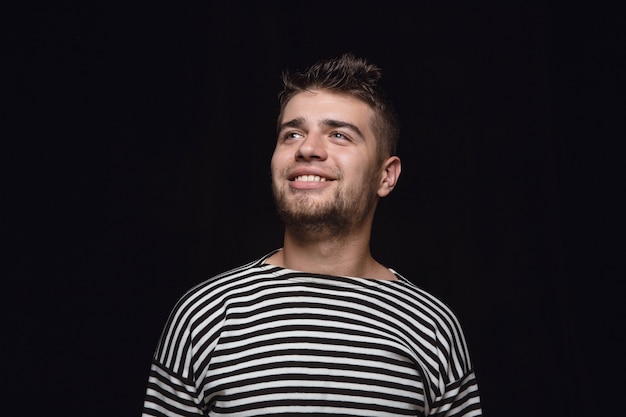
[377,156,401,197]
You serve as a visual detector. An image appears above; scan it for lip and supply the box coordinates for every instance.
[287,167,335,190]
[287,167,336,182]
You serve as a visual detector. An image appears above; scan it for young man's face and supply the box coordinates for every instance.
[270,89,386,234]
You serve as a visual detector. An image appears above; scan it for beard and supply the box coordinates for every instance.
[272,169,380,238]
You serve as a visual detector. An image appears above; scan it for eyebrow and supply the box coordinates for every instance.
[278,117,305,132]
[279,117,365,139]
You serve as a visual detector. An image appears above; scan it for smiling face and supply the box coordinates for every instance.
[271,89,390,236]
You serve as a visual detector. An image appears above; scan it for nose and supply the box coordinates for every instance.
[295,132,328,161]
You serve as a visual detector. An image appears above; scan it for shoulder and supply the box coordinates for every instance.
[388,274,471,352]
[171,253,280,321]
[153,253,284,359]
[389,273,461,324]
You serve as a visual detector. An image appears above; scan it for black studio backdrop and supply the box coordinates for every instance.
[8,3,623,416]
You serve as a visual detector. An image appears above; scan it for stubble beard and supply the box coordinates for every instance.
[272,171,380,239]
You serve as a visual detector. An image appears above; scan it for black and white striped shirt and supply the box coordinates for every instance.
[143,251,482,416]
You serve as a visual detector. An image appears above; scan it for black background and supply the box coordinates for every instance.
[7,3,624,416]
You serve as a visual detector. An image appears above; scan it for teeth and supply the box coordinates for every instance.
[295,175,326,182]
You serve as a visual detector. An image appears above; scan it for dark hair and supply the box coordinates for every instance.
[277,53,400,159]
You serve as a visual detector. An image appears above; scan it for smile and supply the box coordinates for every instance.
[293,175,327,182]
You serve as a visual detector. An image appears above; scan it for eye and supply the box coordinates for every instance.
[281,131,304,141]
[330,131,351,141]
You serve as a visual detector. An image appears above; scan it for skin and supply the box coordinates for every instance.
[266,89,401,280]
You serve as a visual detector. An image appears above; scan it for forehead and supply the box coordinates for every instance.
[281,90,374,129]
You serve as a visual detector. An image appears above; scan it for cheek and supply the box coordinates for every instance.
[271,148,294,169]
[270,153,287,178]
[337,153,374,177]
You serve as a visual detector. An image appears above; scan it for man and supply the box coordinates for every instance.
[143,53,482,416]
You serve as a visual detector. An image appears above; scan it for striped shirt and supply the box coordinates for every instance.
[143,251,482,416]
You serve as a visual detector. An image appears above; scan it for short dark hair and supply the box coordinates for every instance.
[277,53,400,159]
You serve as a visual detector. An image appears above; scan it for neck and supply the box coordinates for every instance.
[267,226,395,280]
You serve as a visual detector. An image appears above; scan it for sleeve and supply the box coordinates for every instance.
[429,368,482,416]
[142,274,231,416]
[141,292,208,416]
[142,359,205,417]
[423,291,483,417]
